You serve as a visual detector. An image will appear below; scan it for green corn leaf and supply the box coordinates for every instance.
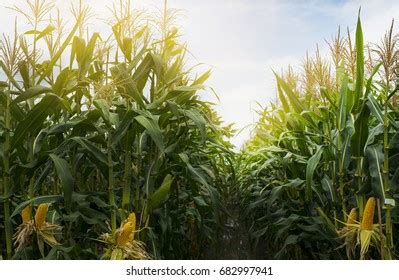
[79,33,100,74]
[180,108,207,142]
[37,24,56,40]
[306,145,323,201]
[110,64,145,107]
[320,87,337,110]
[365,62,382,96]
[390,131,399,149]
[192,70,211,86]
[94,99,112,127]
[11,195,63,218]
[132,53,154,93]
[71,137,108,166]
[321,175,336,203]
[367,94,395,127]
[351,103,370,157]
[367,97,398,130]
[135,115,164,153]
[277,83,290,113]
[148,174,173,210]
[353,13,364,112]
[151,53,164,79]
[12,95,58,150]
[18,60,30,88]
[0,90,25,121]
[13,85,52,104]
[274,73,303,114]
[53,68,75,96]
[390,167,399,193]
[112,111,136,146]
[0,61,23,91]
[337,76,349,131]
[122,37,133,61]
[49,154,74,211]
[38,14,82,83]
[366,144,385,200]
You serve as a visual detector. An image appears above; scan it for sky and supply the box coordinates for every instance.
[1,0,399,148]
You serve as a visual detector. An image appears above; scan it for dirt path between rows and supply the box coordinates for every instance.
[206,201,254,260]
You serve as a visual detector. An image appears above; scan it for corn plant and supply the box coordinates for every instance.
[239,13,399,260]
[0,0,234,260]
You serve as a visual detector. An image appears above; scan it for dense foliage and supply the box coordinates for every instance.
[2,1,399,261]
[0,0,234,260]
[240,14,399,259]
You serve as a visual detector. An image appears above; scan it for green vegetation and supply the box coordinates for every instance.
[239,13,399,259]
[1,1,399,260]
[0,0,234,260]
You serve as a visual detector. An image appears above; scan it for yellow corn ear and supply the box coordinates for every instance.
[347,208,357,225]
[117,222,134,246]
[127,212,136,240]
[21,205,32,223]
[35,204,49,229]
[127,212,136,224]
[361,197,375,231]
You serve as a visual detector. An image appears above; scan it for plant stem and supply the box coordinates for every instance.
[3,87,12,259]
[108,132,116,233]
[383,95,393,250]
[355,157,365,220]
[122,147,132,211]
[377,198,384,260]
[337,128,346,217]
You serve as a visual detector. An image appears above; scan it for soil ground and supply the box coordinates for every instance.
[206,201,254,260]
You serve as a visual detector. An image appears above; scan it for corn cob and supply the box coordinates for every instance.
[21,205,32,223]
[117,222,134,246]
[347,208,357,225]
[361,197,375,231]
[127,212,136,224]
[35,204,49,229]
[127,212,136,240]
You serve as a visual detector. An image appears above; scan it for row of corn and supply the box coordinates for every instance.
[239,14,399,259]
[0,0,234,260]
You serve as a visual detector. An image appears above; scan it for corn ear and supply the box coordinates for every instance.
[361,197,375,231]
[21,205,32,223]
[127,212,136,224]
[117,222,134,246]
[35,204,49,229]
[347,208,357,225]
[127,212,136,240]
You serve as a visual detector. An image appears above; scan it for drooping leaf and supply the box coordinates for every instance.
[49,154,74,211]
[366,144,385,200]
[11,195,63,218]
[148,174,173,210]
[13,85,52,104]
[306,146,323,201]
[135,115,164,153]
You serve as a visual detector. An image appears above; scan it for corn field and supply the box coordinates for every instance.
[1,1,399,260]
